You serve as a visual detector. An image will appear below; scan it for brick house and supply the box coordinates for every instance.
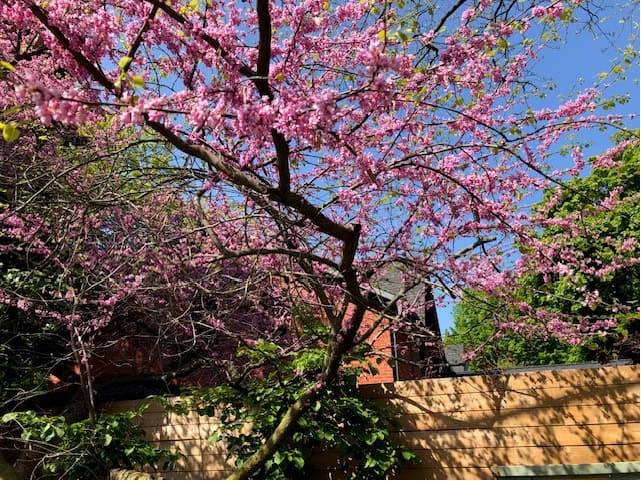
[356,269,450,384]
[48,270,450,402]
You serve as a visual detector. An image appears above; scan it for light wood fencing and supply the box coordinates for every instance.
[104,364,640,479]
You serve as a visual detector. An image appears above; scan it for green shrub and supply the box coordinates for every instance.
[164,336,416,479]
[1,405,180,479]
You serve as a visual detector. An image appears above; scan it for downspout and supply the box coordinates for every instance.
[391,305,401,381]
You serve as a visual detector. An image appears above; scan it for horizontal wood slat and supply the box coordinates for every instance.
[156,470,231,480]
[396,402,640,431]
[140,412,213,427]
[391,423,640,449]
[153,439,227,457]
[143,424,226,444]
[412,443,640,468]
[380,383,639,414]
[396,467,495,480]
[311,467,496,480]
[160,454,234,472]
[313,444,640,470]
[362,365,639,399]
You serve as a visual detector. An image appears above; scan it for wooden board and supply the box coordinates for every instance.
[311,444,640,470]
[201,454,237,472]
[156,454,235,473]
[410,444,640,468]
[379,383,639,414]
[311,467,495,480]
[396,402,640,431]
[142,423,245,445]
[153,439,228,457]
[361,365,640,399]
[156,470,231,480]
[391,423,640,449]
[394,467,495,480]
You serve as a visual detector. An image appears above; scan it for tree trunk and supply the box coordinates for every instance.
[226,306,365,479]
[225,385,320,480]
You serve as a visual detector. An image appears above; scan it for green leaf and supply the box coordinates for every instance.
[364,457,377,469]
[401,450,416,461]
[365,431,378,445]
[118,56,133,70]
[497,37,509,51]
[0,61,15,72]
[291,455,305,470]
[273,451,285,465]
[1,412,19,423]
[2,122,19,142]
[104,433,113,446]
[131,75,146,88]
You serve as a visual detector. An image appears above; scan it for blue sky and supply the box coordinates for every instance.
[437,0,640,334]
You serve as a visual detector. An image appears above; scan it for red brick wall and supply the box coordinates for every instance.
[73,307,419,389]
[354,309,427,384]
[355,310,396,384]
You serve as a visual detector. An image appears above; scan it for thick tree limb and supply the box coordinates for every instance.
[26,4,115,92]
[255,0,271,81]
[226,305,366,480]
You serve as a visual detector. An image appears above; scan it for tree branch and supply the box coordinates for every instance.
[255,0,271,81]
[226,304,366,480]
[122,3,159,75]
[26,4,115,92]
[146,119,353,242]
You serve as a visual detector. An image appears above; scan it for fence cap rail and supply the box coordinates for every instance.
[492,461,640,478]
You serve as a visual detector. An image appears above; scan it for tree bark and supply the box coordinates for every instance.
[227,306,366,479]
[225,385,320,480]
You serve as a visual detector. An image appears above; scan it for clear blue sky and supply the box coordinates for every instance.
[437,1,640,334]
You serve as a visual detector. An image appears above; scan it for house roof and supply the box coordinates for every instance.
[368,265,428,322]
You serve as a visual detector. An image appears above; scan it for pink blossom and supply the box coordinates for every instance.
[461,9,475,22]
[531,6,547,17]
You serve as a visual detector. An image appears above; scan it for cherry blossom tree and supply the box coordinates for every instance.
[0,0,638,477]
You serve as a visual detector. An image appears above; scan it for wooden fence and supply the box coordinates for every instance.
[103,364,640,479]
